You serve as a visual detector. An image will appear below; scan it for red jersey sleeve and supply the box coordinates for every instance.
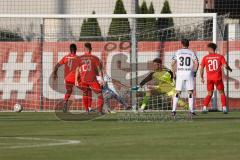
[221,55,227,65]
[201,56,206,67]
[58,56,66,65]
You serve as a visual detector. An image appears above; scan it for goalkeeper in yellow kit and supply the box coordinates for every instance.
[139,58,188,111]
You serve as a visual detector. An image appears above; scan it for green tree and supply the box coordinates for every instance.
[137,1,149,41]
[146,2,158,41]
[79,11,102,41]
[147,2,157,29]
[157,0,175,41]
[137,1,148,32]
[0,30,24,41]
[108,0,131,41]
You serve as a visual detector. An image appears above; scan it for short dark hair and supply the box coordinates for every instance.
[181,39,189,47]
[153,58,162,64]
[84,42,92,51]
[70,43,77,53]
[207,43,217,51]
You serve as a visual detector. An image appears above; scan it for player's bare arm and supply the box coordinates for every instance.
[53,63,62,80]
[223,63,232,72]
[193,59,199,77]
[139,72,154,87]
[171,60,177,78]
[200,66,205,84]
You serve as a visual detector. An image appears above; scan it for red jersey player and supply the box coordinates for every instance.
[53,43,79,112]
[75,43,104,114]
[200,43,232,114]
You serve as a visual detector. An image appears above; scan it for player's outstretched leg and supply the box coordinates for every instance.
[90,82,104,115]
[109,90,127,113]
[97,93,104,115]
[219,90,228,114]
[172,92,180,118]
[113,92,129,110]
[203,91,213,113]
[140,91,151,112]
[87,90,94,112]
[140,95,149,111]
[103,97,112,113]
[63,84,73,112]
[188,91,195,114]
[82,90,90,113]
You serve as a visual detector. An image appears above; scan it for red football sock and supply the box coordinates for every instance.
[204,95,212,107]
[82,90,89,112]
[97,94,103,112]
[221,94,226,106]
[64,85,73,101]
[87,90,92,108]
[64,94,71,101]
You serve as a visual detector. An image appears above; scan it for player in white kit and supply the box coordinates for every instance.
[171,39,199,118]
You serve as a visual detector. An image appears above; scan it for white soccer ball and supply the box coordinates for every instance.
[13,104,23,112]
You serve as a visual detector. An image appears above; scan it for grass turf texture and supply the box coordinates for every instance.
[0,112,240,160]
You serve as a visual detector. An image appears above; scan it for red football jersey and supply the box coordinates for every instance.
[58,53,78,83]
[78,54,102,82]
[78,64,87,82]
[201,53,226,80]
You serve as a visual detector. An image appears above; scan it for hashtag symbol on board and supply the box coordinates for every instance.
[0,52,36,99]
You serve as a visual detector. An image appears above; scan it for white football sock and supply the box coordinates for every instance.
[203,106,207,111]
[172,96,179,112]
[188,97,194,113]
[222,106,227,112]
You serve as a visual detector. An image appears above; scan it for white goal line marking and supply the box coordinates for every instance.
[0,137,80,149]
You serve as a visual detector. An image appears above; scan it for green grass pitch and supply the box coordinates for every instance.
[0,112,240,160]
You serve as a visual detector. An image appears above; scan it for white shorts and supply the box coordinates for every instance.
[175,77,194,91]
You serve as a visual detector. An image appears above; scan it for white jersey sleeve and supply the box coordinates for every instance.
[103,75,112,83]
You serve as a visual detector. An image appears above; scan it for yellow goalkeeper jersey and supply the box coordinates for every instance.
[152,69,175,94]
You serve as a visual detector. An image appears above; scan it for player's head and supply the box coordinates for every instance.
[70,43,77,54]
[207,43,217,53]
[181,39,189,48]
[84,42,92,53]
[153,58,163,70]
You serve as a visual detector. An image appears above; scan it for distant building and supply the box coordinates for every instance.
[205,0,240,40]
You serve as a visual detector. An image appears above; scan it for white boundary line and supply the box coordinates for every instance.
[0,109,204,113]
[0,137,80,149]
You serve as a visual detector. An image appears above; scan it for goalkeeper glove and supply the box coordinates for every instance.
[131,86,139,91]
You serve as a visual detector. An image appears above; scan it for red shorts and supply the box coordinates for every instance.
[65,81,74,91]
[65,79,75,90]
[78,81,102,94]
[207,80,224,91]
[65,78,75,84]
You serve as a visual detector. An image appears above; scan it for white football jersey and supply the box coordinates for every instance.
[172,48,198,79]
[97,75,112,86]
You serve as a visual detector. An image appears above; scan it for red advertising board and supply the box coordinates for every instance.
[0,41,239,110]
